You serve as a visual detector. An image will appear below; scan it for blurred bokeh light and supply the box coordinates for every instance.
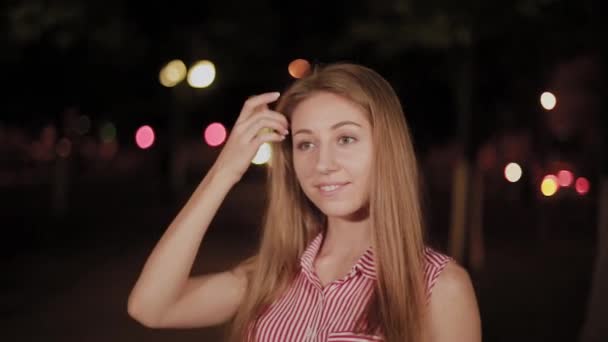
[159,59,187,87]
[288,59,311,79]
[251,142,272,165]
[557,170,574,187]
[187,60,216,88]
[135,125,155,149]
[204,122,227,147]
[575,177,590,195]
[540,91,557,110]
[541,175,559,197]
[504,162,523,183]
[99,122,117,143]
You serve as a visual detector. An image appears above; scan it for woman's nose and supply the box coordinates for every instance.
[315,146,338,174]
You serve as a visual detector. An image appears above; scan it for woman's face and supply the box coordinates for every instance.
[290,92,373,219]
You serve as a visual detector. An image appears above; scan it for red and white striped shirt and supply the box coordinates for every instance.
[247,232,452,341]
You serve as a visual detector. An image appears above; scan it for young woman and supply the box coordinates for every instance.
[127,63,481,342]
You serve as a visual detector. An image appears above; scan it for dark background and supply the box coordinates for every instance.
[2,0,607,341]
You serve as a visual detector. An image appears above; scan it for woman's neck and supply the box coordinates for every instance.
[319,213,372,259]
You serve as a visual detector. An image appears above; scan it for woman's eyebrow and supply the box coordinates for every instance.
[292,121,361,136]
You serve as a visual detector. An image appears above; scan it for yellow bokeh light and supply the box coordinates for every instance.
[187,60,216,88]
[159,59,187,87]
[251,142,272,165]
[540,91,557,110]
[541,175,559,196]
[504,162,522,183]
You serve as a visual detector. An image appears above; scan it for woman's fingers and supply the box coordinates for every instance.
[210,93,288,183]
[253,131,287,145]
[247,118,289,142]
[241,110,289,142]
[235,92,281,124]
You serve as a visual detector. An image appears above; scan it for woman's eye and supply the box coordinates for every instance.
[297,142,312,150]
[296,136,356,150]
[339,136,356,144]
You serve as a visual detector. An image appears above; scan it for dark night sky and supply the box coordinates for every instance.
[2,0,603,150]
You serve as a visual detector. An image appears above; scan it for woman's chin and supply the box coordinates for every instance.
[318,202,369,221]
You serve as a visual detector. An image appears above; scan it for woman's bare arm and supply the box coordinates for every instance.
[127,168,240,328]
[427,262,482,342]
[151,260,252,328]
[126,92,288,329]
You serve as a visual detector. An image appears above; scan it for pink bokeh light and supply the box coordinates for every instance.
[136,125,155,149]
[204,122,227,147]
[557,170,574,187]
[575,177,590,195]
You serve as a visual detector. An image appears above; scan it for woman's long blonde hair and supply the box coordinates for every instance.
[228,62,427,342]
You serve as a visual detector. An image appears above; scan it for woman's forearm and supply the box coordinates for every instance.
[127,166,236,326]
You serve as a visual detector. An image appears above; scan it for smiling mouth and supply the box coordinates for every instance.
[317,183,350,196]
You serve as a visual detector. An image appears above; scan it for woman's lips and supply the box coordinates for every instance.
[317,183,350,197]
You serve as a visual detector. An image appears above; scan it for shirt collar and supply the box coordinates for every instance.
[300,231,376,280]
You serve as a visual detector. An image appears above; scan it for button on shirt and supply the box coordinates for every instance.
[248,232,452,341]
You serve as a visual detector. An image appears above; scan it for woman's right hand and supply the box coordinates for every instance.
[211,92,289,184]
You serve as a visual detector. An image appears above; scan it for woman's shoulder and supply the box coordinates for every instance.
[422,246,454,295]
[424,252,481,341]
[423,246,452,267]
